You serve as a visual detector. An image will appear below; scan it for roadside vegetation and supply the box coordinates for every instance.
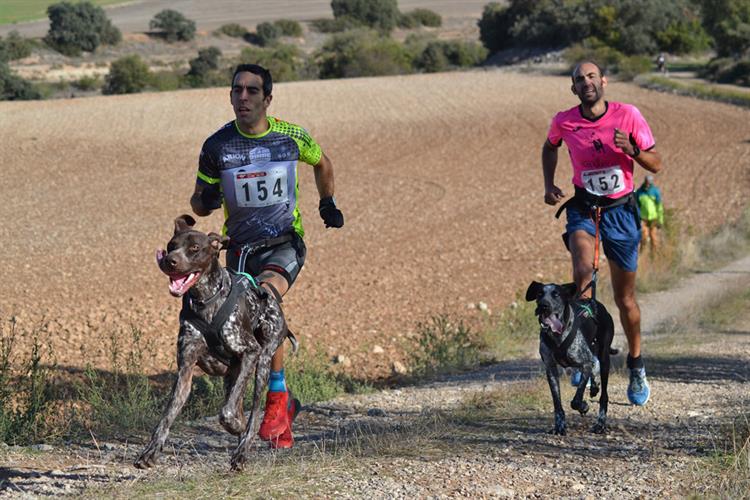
[2,203,749,447]
[2,0,749,101]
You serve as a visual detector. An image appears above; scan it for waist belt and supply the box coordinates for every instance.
[555,187,635,219]
[234,233,294,273]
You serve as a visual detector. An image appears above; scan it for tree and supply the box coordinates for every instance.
[186,47,223,87]
[0,31,34,62]
[330,0,399,33]
[103,55,150,94]
[700,0,750,57]
[149,9,196,42]
[44,1,121,56]
[0,62,41,100]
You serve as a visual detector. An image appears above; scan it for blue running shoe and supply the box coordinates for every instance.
[570,370,591,388]
[627,367,651,406]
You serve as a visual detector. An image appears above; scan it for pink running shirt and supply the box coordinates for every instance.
[547,101,655,199]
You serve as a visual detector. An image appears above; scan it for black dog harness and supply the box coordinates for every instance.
[180,270,267,365]
[541,303,598,368]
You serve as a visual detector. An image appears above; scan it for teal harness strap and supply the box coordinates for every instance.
[230,269,258,288]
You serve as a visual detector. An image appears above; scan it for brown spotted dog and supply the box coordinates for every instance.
[135,214,296,471]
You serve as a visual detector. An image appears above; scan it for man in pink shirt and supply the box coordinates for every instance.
[541,61,663,406]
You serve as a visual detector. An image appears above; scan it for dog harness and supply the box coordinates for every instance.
[180,269,266,365]
[541,304,598,367]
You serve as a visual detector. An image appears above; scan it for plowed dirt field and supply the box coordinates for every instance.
[2,69,749,378]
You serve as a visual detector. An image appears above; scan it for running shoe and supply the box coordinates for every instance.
[627,367,651,406]
[259,390,295,440]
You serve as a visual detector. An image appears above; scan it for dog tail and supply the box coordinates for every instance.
[286,329,299,355]
[609,348,619,355]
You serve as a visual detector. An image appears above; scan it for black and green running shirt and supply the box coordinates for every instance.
[196,116,322,245]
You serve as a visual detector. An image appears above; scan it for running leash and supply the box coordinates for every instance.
[577,206,602,303]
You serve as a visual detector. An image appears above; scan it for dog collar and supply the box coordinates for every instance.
[190,269,229,308]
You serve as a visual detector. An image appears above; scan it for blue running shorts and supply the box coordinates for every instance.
[564,204,641,272]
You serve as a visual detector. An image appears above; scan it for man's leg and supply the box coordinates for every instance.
[610,260,650,405]
[609,261,640,357]
[256,268,300,447]
[256,270,289,371]
[649,223,659,252]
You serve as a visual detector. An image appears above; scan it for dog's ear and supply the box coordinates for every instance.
[525,281,543,302]
[561,282,578,299]
[174,214,196,235]
[208,232,230,251]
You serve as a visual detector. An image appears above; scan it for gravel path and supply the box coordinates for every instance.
[3,255,749,498]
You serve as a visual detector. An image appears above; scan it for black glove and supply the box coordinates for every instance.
[319,196,344,228]
[200,187,223,210]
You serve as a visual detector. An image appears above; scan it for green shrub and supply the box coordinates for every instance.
[479,0,708,56]
[274,19,303,37]
[216,23,247,38]
[76,328,162,435]
[701,56,750,86]
[415,42,449,72]
[409,316,482,377]
[0,31,34,62]
[186,46,224,88]
[44,1,121,56]
[699,0,750,57]
[414,40,487,72]
[564,38,650,81]
[255,21,281,46]
[331,0,399,33]
[310,17,361,33]
[656,19,711,54]
[0,317,57,445]
[0,62,41,100]
[400,8,441,28]
[316,29,412,79]
[237,44,309,83]
[72,74,101,91]
[148,70,183,91]
[149,9,196,42]
[103,55,150,94]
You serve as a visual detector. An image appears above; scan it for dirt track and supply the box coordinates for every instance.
[2,69,750,377]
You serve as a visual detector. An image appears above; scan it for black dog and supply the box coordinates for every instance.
[525,281,615,435]
[135,214,297,470]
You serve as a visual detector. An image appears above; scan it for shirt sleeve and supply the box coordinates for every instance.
[546,114,563,147]
[629,106,656,151]
[298,128,323,166]
[197,140,221,187]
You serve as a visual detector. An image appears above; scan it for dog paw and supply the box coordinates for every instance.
[551,426,566,436]
[589,386,599,398]
[571,399,589,415]
[591,421,608,434]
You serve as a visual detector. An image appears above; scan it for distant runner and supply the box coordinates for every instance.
[636,175,664,253]
[541,61,663,406]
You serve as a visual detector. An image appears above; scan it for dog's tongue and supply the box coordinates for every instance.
[543,314,564,334]
[168,272,200,296]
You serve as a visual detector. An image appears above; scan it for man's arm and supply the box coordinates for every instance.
[313,152,335,199]
[614,128,662,174]
[190,183,212,217]
[313,152,344,228]
[542,139,565,205]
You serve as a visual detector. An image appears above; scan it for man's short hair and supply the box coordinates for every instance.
[232,64,273,96]
[571,61,605,83]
